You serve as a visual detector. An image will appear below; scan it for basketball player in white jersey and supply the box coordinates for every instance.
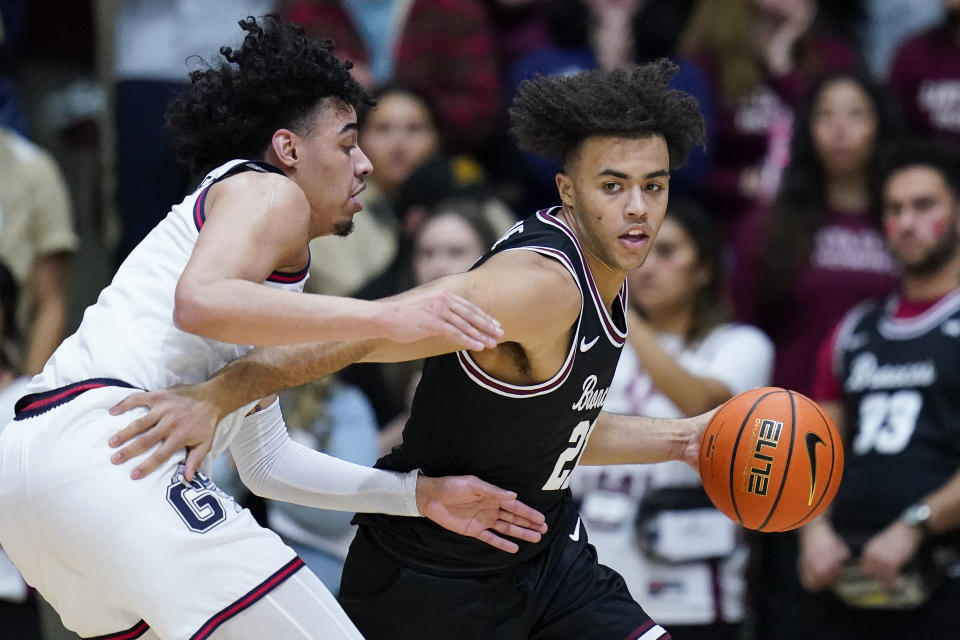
[108,62,719,639]
[0,15,547,640]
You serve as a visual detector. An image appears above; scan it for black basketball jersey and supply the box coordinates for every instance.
[354,207,628,574]
[831,289,960,540]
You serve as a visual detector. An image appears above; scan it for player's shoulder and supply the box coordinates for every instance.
[207,168,309,226]
[482,246,578,289]
[215,168,303,203]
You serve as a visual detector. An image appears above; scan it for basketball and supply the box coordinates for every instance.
[699,387,844,532]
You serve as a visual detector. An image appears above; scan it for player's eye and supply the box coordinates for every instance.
[602,182,621,192]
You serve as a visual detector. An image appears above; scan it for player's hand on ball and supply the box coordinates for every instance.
[107,383,225,481]
[797,518,850,592]
[377,288,503,351]
[415,474,548,553]
[682,409,715,471]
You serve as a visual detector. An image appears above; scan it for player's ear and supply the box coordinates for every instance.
[556,172,575,208]
[270,129,299,168]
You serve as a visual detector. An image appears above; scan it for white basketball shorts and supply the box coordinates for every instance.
[0,381,308,639]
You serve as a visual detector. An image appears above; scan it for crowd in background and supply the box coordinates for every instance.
[2,1,960,639]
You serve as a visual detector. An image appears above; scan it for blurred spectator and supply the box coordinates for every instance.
[278,0,500,153]
[111,0,273,263]
[570,199,773,640]
[507,0,711,210]
[482,0,552,74]
[730,71,903,640]
[0,259,39,639]
[889,0,960,146]
[732,71,902,396]
[375,198,500,451]
[800,139,960,639]
[0,126,78,374]
[863,0,943,79]
[680,0,860,235]
[306,85,442,297]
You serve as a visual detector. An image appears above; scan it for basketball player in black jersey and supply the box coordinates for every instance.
[109,60,710,639]
[800,140,960,639]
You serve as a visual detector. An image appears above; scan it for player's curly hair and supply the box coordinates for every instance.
[166,14,374,176]
[509,59,705,169]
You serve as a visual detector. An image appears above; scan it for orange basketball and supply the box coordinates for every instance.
[699,387,844,532]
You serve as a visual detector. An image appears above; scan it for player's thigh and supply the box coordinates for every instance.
[339,528,529,640]
[209,568,363,640]
[529,540,667,640]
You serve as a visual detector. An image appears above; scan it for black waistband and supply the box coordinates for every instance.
[14,378,136,421]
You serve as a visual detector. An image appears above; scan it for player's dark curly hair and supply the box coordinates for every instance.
[166,14,374,176]
[509,59,705,170]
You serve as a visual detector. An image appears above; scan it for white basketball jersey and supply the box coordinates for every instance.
[27,159,309,454]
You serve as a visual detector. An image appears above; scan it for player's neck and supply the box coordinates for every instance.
[901,252,960,302]
[558,208,626,308]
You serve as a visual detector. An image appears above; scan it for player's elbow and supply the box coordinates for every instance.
[173,284,217,336]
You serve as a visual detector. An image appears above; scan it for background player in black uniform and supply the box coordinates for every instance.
[109,60,709,639]
[801,139,960,639]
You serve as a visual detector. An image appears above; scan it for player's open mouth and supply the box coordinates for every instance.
[618,228,648,246]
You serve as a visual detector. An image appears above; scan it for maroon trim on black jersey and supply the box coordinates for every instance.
[455,245,582,398]
[84,620,149,640]
[190,557,305,640]
[14,378,137,421]
[879,287,960,339]
[536,209,627,346]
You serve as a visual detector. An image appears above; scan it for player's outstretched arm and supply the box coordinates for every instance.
[176,172,502,350]
[230,401,546,553]
[579,409,711,469]
[109,251,578,480]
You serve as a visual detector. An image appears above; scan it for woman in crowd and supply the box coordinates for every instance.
[571,199,774,640]
[732,70,903,396]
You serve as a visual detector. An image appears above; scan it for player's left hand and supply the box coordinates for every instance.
[107,384,224,481]
[415,474,548,553]
[859,520,924,586]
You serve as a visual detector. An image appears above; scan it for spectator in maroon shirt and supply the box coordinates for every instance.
[889,1,960,146]
[680,0,860,235]
[277,0,500,153]
[733,70,906,640]
[732,70,903,397]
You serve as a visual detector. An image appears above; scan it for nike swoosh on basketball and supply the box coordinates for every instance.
[569,516,582,542]
[579,336,599,352]
[805,432,825,505]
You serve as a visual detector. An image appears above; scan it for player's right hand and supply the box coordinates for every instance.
[376,288,502,351]
[107,384,222,482]
[797,518,850,592]
[415,474,548,554]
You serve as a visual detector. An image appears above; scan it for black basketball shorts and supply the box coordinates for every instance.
[338,519,670,640]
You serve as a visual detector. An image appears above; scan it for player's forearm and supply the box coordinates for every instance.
[174,279,389,346]
[626,317,732,416]
[579,411,696,466]
[201,341,375,416]
[233,403,420,516]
